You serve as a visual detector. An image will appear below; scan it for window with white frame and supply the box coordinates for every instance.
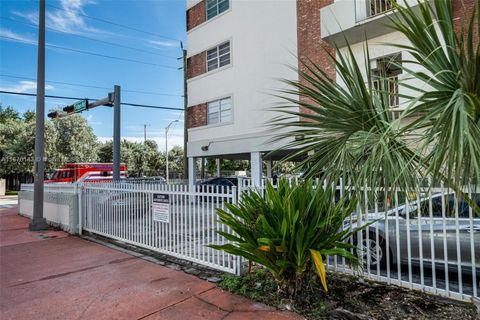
[207,97,231,125]
[206,0,229,20]
[206,41,230,72]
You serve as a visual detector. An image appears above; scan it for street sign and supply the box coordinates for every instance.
[152,193,170,223]
[73,99,88,113]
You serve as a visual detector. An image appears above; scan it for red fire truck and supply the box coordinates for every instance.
[45,163,127,183]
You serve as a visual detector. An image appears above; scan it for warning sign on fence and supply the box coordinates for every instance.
[152,193,170,223]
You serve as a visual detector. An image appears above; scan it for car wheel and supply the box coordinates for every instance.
[356,234,388,269]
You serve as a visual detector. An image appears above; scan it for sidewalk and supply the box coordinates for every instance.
[0,207,302,320]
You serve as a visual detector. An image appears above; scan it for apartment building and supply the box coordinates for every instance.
[185,0,476,186]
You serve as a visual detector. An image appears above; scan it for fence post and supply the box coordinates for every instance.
[78,183,83,235]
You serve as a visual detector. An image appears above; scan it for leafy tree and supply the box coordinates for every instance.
[52,114,98,163]
[97,139,166,177]
[0,109,100,179]
[0,105,20,123]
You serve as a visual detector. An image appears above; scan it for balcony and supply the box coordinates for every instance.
[320,0,423,46]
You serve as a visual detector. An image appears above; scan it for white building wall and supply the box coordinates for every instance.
[186,0,299,158]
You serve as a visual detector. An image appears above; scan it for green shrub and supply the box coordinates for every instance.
[211,178,365,295]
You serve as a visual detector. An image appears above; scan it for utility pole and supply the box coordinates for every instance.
[144,124,148,143]
[113,85,121,181]
[165,120,179,183]
[180,42,188,180]
[30,0,48,231]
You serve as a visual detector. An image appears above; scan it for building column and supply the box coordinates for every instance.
[250,152,262,187]
[216,158,221,177]
[188,157,196,191]
[266,159,272,179]
[200,157,205,179]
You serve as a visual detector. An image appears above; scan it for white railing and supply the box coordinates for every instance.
[367,0,395,18]
[239,178,479,302]
[80,181,241,274]
[21,183,78,194]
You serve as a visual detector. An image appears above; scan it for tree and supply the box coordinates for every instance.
[0,109,100,179]
[52,114,98,164]
[98,139,165,177]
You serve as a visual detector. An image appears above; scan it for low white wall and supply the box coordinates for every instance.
[18,188,79,234]
[19,199,71,228]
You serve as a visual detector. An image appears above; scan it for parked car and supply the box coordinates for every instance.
[198,177,238,188]
[196,177,238,203]
[350,192,480,275]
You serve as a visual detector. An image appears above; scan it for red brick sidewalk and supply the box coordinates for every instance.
[0,207,302,320]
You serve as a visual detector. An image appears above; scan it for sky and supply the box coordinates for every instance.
[0,0,186,150]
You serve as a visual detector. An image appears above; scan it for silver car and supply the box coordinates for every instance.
[352,193,480,275]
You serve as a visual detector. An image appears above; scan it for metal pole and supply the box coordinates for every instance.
[144,124,147,143]
[113,85,121,180]
[165,120,178,183]
[165,126,169,183]
[30,0,48,231]
[181,44,188,180]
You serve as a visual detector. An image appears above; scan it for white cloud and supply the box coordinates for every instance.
[148,39,179,48]
[0,28,36,44]
[13,0,107,36]
[0,81,54,93]
[85,114,102,126]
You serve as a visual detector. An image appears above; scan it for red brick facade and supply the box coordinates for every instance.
[187,1,206,31]
[187,103,207,128]
[296,0,335,119]
[453,0,478,47]
[187,51,206,79]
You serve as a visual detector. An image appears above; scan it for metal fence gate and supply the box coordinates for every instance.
[80,181,241,274]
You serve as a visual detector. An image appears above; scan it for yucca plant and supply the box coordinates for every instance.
[271,0,479,214]
[211,178,366,295]
[389,0,480,207]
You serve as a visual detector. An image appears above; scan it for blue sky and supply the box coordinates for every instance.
[0,0,186,150]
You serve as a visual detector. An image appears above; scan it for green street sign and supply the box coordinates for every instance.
[74,99,88,113]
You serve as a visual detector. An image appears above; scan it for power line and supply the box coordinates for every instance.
[0,90,184,111]
[45,2,183,44]
[0,74,184,97]
[0,16,179,60]
[0,36,180,70]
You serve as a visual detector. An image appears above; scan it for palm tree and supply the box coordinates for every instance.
[272,0,479,213]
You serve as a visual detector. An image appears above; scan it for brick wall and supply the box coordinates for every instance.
[187,1,206,31]
[296,0,335,119]
[452,0,478,48]
[187,51,206,79]
[187,103,207,128]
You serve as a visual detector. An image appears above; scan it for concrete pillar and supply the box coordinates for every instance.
[216,158,221,177]
[188,157,196,191]
[250,152,262,187]
[266,159,272,179]
[200,157,205,179]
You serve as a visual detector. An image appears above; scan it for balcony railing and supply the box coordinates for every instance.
[367,0,396,19]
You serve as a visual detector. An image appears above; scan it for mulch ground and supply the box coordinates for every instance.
[219,268,479,320]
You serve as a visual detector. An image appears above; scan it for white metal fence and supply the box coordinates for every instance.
[20,179,479,301]
[79,181,241,274]
[240,178,480,302]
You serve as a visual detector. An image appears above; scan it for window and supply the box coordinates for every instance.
[206,41,230,72]
[372,53,401,108]
[206,0,229,20]
[207,97,231,124]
